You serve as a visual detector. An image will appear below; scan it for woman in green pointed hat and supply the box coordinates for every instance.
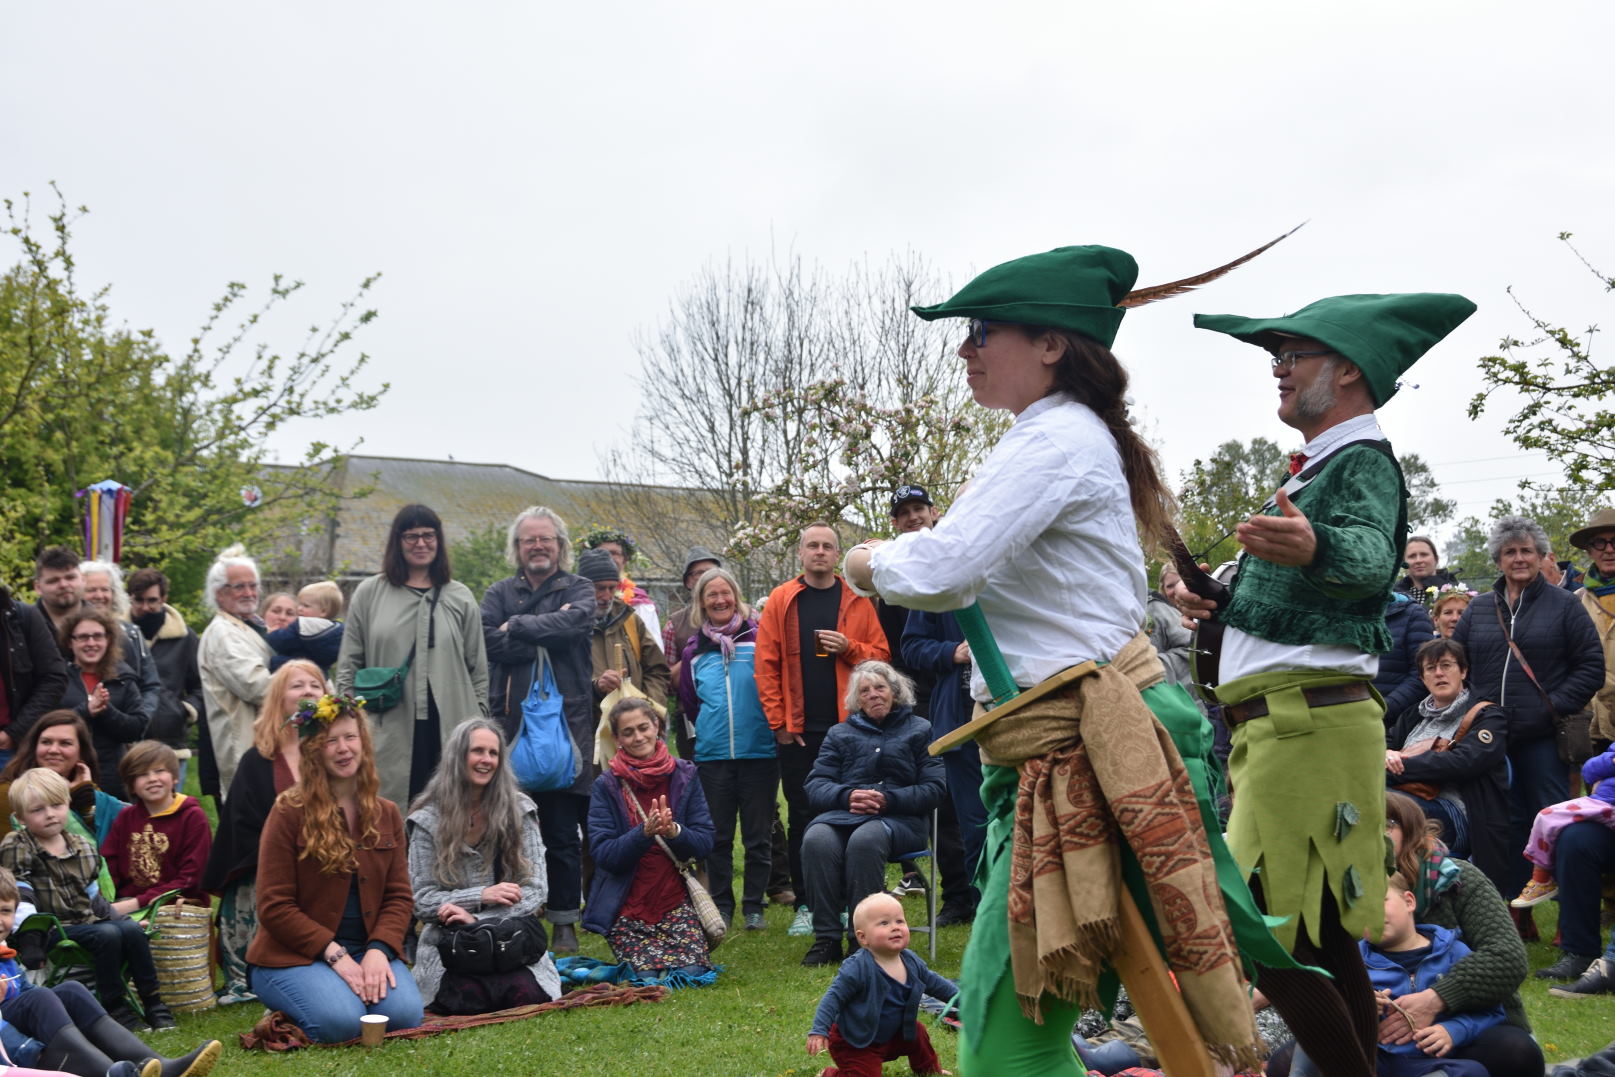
[846,244,1285,1076]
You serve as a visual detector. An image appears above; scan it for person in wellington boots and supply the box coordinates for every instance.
[0,866,221,1077]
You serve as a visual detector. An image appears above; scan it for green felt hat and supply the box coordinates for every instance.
[1192,293,1477,405]
[910,245,1138,348]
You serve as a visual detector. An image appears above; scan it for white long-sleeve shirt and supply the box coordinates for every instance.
[871,393,1146,701]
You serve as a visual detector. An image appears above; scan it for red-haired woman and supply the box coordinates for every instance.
[245,696,423,1042]
[202,659,326,1006]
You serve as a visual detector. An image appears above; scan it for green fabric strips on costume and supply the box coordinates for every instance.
[1217,669,1390,952]
[1220,444,1407,655]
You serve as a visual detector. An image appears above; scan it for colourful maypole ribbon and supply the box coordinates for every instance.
[75,480,132,562]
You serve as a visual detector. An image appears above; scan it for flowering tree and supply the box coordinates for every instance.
[1469,233,1615,494]
[608,250,1006,598]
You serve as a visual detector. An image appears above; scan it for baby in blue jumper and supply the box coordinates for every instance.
[807,892,956,1076]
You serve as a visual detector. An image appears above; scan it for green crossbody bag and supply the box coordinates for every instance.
[354,587,438,713]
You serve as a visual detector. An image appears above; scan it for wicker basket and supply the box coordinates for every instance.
[148,901,216,1013]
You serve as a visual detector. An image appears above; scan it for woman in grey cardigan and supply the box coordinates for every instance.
[408,718,560,1009]
[336,504,490,806]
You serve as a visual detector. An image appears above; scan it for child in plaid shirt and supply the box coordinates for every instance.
[0,770,173,1032]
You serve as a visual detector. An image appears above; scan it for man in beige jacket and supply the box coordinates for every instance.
[197,547,274,796]
[1571,508,1615,747]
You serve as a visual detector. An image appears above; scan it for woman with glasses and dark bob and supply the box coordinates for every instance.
[336,504,491,807]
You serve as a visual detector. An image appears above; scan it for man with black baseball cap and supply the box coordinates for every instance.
[874,484,979,923]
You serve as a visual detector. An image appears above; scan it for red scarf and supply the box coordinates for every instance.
[608,743,686,925]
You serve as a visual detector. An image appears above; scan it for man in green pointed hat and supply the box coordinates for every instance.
[1167,292,1476,1077]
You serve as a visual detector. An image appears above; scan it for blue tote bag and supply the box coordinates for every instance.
[509,648,580,793]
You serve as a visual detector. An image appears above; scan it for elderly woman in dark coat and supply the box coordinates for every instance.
[798,660,945,967]
[1450,514,1604,897]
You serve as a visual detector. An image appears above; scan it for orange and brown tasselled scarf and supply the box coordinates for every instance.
[976,632,1262,1071]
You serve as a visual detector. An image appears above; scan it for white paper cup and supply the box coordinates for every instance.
[359,1013,389,1047]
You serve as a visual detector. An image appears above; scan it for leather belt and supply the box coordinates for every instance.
[1222,682,1373,728]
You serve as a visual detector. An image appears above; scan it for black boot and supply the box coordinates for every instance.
[136,991,176,1031]
[85,1017,221,1077]
[153,1041,222,1077]
[37,1023,122,1076]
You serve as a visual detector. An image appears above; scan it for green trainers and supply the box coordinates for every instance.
[788,905,813,936]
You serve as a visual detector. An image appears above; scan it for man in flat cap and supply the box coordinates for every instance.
[1167,293,1478,1077]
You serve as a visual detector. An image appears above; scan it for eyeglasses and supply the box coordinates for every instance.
[1269,349,1334,374]
[519,537,558,548]
[967,319,993,347]
[1586,536,1615,553]
[70,632,107,643]
[222,581,259,593]
[401,530,439,546]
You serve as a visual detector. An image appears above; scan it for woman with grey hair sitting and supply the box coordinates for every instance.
[1450,514,1603,920]
[798,660,945,966]
[408,718,560,1013]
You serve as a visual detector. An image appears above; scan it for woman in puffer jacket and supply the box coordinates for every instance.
[675,566,777,930]
[1450,515,1604,897]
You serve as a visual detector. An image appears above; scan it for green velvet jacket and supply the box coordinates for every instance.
[1222,442,1407,655]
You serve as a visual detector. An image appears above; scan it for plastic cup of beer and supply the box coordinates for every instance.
[360,1014,388,1047]
[814,630,830,658]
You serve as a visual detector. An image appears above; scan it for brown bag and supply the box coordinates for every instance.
[1397,701,1491,801]
[1492,601,1596,766]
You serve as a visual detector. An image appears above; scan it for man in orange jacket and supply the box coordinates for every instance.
[756,522,889,931]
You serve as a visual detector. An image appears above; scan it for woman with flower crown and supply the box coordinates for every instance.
[245,693,423,1042]
[201,659,326,1006]
[1394,535,1465,596]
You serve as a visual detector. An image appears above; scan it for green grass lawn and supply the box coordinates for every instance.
[153,890,969,1077]
[170,767,1614,1074]
[139,891,1615,1076]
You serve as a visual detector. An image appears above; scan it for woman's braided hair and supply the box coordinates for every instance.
[1044,330,1177,560]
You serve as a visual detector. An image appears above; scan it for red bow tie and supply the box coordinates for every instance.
[1288,452,1308,476]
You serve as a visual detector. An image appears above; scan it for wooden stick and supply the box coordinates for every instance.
[1110,890,1219,1077]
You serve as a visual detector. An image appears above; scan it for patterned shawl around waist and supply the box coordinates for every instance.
[978,631,1263,1071]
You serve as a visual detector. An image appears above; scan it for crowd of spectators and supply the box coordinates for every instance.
[0,496,1611,1072]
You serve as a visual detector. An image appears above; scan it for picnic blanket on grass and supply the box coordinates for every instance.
[239,981,669,1051]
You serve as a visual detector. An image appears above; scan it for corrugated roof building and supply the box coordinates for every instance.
[266,454,730,604]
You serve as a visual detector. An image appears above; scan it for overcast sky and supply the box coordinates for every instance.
[4,1,1609,551]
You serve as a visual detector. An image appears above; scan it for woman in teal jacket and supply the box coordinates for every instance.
[675,567,777,929]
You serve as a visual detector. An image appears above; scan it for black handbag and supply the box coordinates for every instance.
[432,966,549,1016]
[436,913,548,974]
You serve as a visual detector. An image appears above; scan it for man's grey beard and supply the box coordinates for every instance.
[1293,357,1340,420]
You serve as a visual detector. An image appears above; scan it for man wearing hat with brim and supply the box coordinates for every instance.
[1540,506,1615,1000]
[878,483,980,922]
[1569,508,1615,748]
[847,244,1285,1076]
[1167,292,1476,1077]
